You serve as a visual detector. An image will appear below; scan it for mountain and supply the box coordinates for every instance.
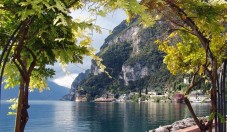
[1,80,68,100]
[61,69,90,101]
[63,18,183,101]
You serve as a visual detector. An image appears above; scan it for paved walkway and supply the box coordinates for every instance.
[175,125,201,132]
[175,123,222,132]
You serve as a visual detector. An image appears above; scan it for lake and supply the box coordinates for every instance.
[0,100,210,132]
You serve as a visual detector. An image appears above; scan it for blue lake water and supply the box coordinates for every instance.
[0,100,210,132]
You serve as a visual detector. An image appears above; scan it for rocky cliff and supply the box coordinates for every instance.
[63,18,180,101]
[62,69,90,100]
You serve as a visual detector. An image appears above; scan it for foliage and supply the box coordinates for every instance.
[217,113,226,123]
[0,0,102,91]
[131,94,148,102]
[76,17,184,98]
[131,94,139,102]
[150,1,227,77]
[125,41,163,68]
[85,0,227,131]
[0,0,115,131]
[7,98,18,115]
[78,73,112,97]
[77,41,132,96]
[99,42,133,77]
[151,96,161,103]
[117,0,227,131]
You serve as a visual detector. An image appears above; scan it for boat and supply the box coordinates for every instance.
[191,98,211,103]
[94,97,116,102]
[192,99,202,103]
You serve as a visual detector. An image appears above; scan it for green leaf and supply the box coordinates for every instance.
[218,113,226,123]
[7,98,18,116]
[208,112,216,121]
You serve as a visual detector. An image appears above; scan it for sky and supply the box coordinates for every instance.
[50,9,127,88]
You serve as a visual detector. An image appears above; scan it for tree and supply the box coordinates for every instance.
[0,0,105,131]
[98,0,227,131]
[1,0,226,131]
[139,1,226,131]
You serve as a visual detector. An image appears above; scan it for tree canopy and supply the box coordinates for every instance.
[142,0,227,131]
[0,0,101,91]
[0,0,108,131]
[1,0,227,131]
[100,0,227,131]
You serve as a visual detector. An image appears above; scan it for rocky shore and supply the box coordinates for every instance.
[149,117,208,132]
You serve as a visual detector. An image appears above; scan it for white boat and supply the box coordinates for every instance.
[192,99,202,103]
[191,98,210,103]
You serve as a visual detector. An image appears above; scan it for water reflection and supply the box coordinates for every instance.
[0,101,15,132]
[53,101,76,132]
[0,101,211,132]
[71,102,210,132]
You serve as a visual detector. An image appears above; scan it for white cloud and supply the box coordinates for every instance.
[52,73,78,88]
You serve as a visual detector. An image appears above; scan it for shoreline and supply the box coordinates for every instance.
[149,117,208,132]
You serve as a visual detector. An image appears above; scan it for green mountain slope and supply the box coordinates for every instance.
[65,18,183,101]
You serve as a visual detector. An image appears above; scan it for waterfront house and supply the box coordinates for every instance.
[174,93,184,103]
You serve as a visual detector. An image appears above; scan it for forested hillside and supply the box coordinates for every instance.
[63,18,184,101]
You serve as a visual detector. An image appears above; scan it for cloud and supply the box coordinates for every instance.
[52,73,78,88]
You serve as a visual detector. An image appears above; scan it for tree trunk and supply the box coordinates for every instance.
[210,59,218,132]
[15,80,24,132]
[15,80,29,132]
[184,97,206,131]
[15,78,30,132]
[13,18,33,132]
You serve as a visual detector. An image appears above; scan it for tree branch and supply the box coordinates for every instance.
[12,59,27,81]
[185,67,203,95]
[165,0,214,61]
[156,7,191,32]
[0,22,22,102]
[0,7,9,10]
[24,47,37,75]
[66,0,80,8]
[168,28,196,36]
[183,67,207,131]
[184,97,206,130]
[0,22,22,67]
